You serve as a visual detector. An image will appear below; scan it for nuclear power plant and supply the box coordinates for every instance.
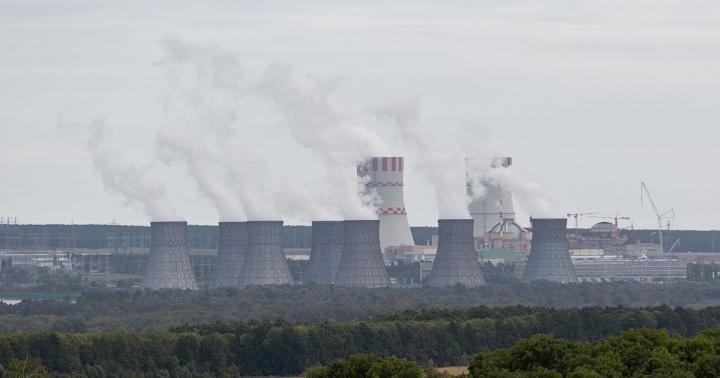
[237,221,292,287]
[334,220,390,288]
[305,221,344,284]
[523,218,579,283]
[143,221,198,290]
[358,157,415,252]
[209,222,246,288]
[428,219,485,287]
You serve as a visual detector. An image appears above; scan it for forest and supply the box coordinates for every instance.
[0,305,720,376]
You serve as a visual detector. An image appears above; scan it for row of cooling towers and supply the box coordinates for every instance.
[142,217,577,290]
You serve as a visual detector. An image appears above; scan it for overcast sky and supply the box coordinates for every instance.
[1,0,719,229]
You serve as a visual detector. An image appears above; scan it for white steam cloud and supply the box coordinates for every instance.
[59,118,179,221]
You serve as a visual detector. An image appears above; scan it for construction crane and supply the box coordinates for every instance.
[640,182,675,252]
[566,212,598,230]
[587,213,632,229]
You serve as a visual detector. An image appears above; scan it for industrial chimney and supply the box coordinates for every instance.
[209,222,246,289]
[358,157,415,252]
[237,221,292,287]
[334,220,389,288]
[523,218,578,283]
[305,221,344,284]
[143,221,198,290]
[466,157,516,238]
[429,219,485,287]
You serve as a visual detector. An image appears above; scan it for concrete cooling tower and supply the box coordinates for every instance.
[209,222,246,289]
[143,221,198,290]
[466,157,516,238]
[523,218,578,283]
[357,157,415,251]
[428,219,485,287]
[305,221,344,284]
[237,221,292,287]
[334,220,389,288]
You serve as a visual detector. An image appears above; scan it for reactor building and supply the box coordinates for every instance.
[143,221,198,290]
[357,157,415,252]
[237,221,292,287]
[209,221,246,288]
[306,221,344,284]
[523,218,578,283]
[334,220,390,288]
[428,219,485,287]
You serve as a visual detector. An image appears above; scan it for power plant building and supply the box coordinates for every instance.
[143,221,198,290]
[358,157,415,252]
[237,221,292,287]
[209,222,246,288]
[428,219,485,287]
[523,218,578,283]
[305,221,344,284]
[334,220,389,288]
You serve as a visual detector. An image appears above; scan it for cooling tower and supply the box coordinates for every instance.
[209,222,246,289]
[334,220,389,288]
[358,157,415,251]
[237,221,292,287]
[143,221,198,290]
[523,218,578,283]
[305,221,344,284]
[466,157,516,238]
[428,219,485,287]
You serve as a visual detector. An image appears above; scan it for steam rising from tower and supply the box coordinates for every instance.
[143,221,198,290]
[466,157,516,237]
[428,219,485,287]
[357,157,415,251]
[210,222,246,288]
[523,218,578,283]
[306,221,344,284]
[334,220,389,288]
[237,221,292,287]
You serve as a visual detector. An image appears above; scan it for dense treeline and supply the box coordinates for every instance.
[469,328,720,377]
[1,305,720,375]
[4,282,720,332]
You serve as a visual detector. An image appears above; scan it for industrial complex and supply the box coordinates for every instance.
[0,156,718,288]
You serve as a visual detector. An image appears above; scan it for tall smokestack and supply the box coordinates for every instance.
[237,221,292,287]
[523,218,578,283]
[429,219,485,287]
[334,220,389,288]
[358,157,415,251]
[143,221,198,290]
[209,222,246,289]
[466,157,516,238]
[305,221,344,284]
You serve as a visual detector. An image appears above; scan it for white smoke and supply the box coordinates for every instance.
[59,118,180,221]
[372,97,472,219]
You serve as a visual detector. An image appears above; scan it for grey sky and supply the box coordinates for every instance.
[1,0,719,229]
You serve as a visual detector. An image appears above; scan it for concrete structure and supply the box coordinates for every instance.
[143,221,198,290]
[572,257,686,282]
[358,157,415,251]
[429,219,485,287]
[523,218,578,283]
[209,222,246,288]
[334,220,389,288]
[466,157,517,237]
[305,221,344,284]
[237,221,292,287]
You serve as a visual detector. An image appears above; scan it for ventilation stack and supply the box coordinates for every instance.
[334,220,389,288]
[523,218,578,283]
[466,157,516,238]
[305,221,344,284]
[429,219,485,287]
[357,157,415,251]
[143,221,198,290]
[237,221,292,287]
[209,222,246,288]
